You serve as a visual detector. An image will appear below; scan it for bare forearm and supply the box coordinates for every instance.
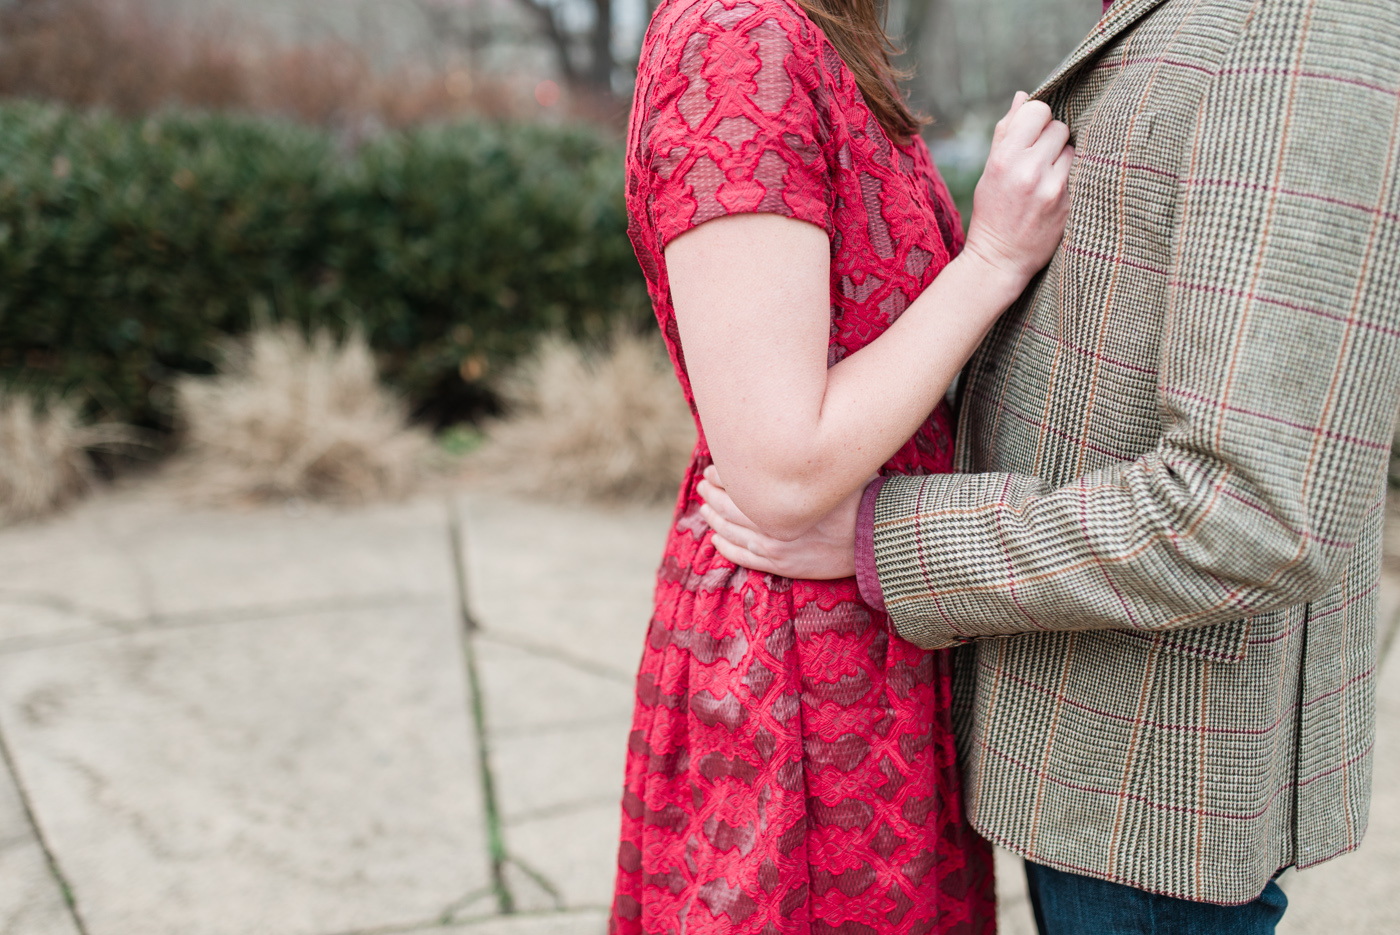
[671,96,1071,542]
[723,251,1022,539]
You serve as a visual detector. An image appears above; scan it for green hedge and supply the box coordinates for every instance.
[0,102,646,429]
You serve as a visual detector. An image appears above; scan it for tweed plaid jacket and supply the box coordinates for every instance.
[870,0,1400,905]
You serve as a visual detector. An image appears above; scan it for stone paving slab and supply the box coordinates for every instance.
[0,757,77,935]
[0,488,494,935]
[0,601,489,935]
[457,493,663,920]
[502,803,620,916]
[0,493,457,654]
[0,502,152,638]
[457,493,667,680]
[120,499,455,621]
[471,638,634,737]
[472,635,631,838]
[427,908,608,934]
[489,718,628,825]
[994,848,1038,935]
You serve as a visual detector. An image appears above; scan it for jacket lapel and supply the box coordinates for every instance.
[1031,0,1172,100]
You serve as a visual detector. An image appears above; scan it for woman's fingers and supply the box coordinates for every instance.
[1053,143,1076,174]
[701,481,863,580]
[1030,120,1071,162]
[700,503,788,571]
[1031,130,1072,204]
[1044,145,1075,201]
[707,531,783,576]
[992,90,1029,145]
[696,477,760,531]
[1003,99,1055,149]
[698,503,771,556]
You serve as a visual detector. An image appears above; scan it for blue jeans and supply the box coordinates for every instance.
[1024,861,1288,935]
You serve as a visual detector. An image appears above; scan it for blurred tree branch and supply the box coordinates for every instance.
[407,0,501,67]
[511,0,615,91]
[512,0,582,84]
[410,0,617,94]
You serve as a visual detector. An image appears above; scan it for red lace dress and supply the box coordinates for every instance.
[613,0,996,932]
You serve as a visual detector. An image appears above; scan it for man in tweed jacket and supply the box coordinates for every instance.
[700,0,1400,928]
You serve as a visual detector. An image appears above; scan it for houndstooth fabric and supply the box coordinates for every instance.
[870,0,1400,905]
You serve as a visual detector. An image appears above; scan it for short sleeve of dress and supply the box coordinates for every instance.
[637,0,832,248]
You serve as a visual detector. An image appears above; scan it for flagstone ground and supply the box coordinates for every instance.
[0,484,1394,934]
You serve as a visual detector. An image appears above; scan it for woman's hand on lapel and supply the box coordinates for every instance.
[963,91,1074,287]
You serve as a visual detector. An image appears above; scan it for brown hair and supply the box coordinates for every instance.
[794,0,925,144]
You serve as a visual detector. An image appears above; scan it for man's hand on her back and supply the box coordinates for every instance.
[697,465,861,580]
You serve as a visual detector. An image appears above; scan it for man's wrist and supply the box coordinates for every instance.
[854,476,888,613]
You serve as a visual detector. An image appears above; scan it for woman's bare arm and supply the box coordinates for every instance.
[667,95,1072,540]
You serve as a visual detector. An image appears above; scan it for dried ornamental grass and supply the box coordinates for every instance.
[481,332,695,504]
[175,326,429,503]
[0,392,130,524]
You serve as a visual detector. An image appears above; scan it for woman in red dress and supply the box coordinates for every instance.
[614,0,1072,931]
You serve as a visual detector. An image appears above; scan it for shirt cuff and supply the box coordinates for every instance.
[855,476,888,613]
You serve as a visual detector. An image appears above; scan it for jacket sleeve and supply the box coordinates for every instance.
[873,0,1400,649]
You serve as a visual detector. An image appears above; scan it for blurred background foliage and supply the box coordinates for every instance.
[0,103,641,430]
[0,0,1098,438]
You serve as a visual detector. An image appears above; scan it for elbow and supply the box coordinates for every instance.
[726,475,826,542]
[1153,453,1353,613]
[757,515,821,543]
[1271,539,1345,606]
[739,496,822,543]
[1194,518,1347,613]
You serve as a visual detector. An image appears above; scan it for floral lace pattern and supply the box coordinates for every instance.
[613,0,995,932]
